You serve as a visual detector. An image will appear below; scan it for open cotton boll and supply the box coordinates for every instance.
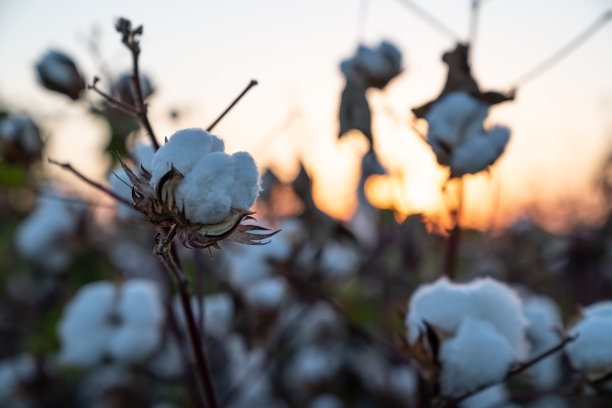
[230,151,261,210]
[0,114,43,155]
[150,128,225,185]
[309,394,344,408]
[583,301,612,318]
[57,282,116,366]
[460,384,516,408]
[286,345,342,385]
[15,192,81,271]
[204,293,235,336]
[566,302,612,379]
[58,280,164,367]
[0,355,36,402]
[405,277,528,358]
[440,318,516,397]
[450,126,510,177]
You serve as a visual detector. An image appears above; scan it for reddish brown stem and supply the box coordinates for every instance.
[207,79,258,132]
[156,233,218,408]
[48,158,135,209]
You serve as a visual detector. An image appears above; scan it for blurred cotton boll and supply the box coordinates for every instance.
[0,114,43,165]
[15,188,84,272]
[35,50,86,100]
[112,72,154,107]
[425,91,510,177]
[57,279,164,367]
[0,354,36,405]
[565,301,612,381]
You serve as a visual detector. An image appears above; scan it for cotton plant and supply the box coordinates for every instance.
[15,186,84,272]
[57,279,164,367]
[0,114,44,166]
[403,277,529,396]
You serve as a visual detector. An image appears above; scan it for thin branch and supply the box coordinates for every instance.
[443,178,463,279]
[396,0,461,41]
[88,77,139,115]
[510,10,612,87]
[206,79,258,132]
[467,0,481,64]
[155,230,218,408]
[48,158,135,208]
[448,335,578,405]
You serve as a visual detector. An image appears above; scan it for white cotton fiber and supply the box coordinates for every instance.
[204,293,235,336]
[566,302,612,379]
[57,279,164,367]
[244,276,287,308]
[150,128,260,225]
[132,141,155,172]
[406,277,528,359]
[440,318,516,397]
[15,191,81,271]
[150,128,225,185]
[450,126,510,176]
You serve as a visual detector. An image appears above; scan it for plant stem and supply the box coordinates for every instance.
[443,179,463,279]
[156,231,218,408]
[48,158,135,208]
[130,48,160,150]
[207,79,258,132]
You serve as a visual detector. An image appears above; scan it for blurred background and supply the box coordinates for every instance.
[1,0,611,233]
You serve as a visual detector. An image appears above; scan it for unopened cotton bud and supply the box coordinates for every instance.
[36,50,86,100]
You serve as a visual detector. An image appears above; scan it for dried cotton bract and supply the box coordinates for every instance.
[425,91,510,178]
[120,128,276,249]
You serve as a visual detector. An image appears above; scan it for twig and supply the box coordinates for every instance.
[467,0,481,64]
[88,77,139,115]
[396,0,461,41]
[155,228,218,408]
[510,10,612,88]
[443,178,463,279]
[206,79,258,132]
[48,158,135,208]
[448,335,578,405]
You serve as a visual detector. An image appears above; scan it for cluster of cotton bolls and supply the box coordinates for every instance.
[424,91,510,178]
[57,279,164,366]
[404,277,612,405]
[15,187,84,272]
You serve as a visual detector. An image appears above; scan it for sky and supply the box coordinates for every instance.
[1,0,611,232]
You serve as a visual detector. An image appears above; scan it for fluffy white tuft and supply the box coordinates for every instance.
[440,317,516,397]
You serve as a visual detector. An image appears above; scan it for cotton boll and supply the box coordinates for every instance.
[440,318,516,397]
[15,193,81,271]
[0,114,43,156]
[150,128,224,184]
[387,365,418,403]
[566,307,612,379]
[319,241,361,278]
[244,277,288,309]
[230,151,260,210]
